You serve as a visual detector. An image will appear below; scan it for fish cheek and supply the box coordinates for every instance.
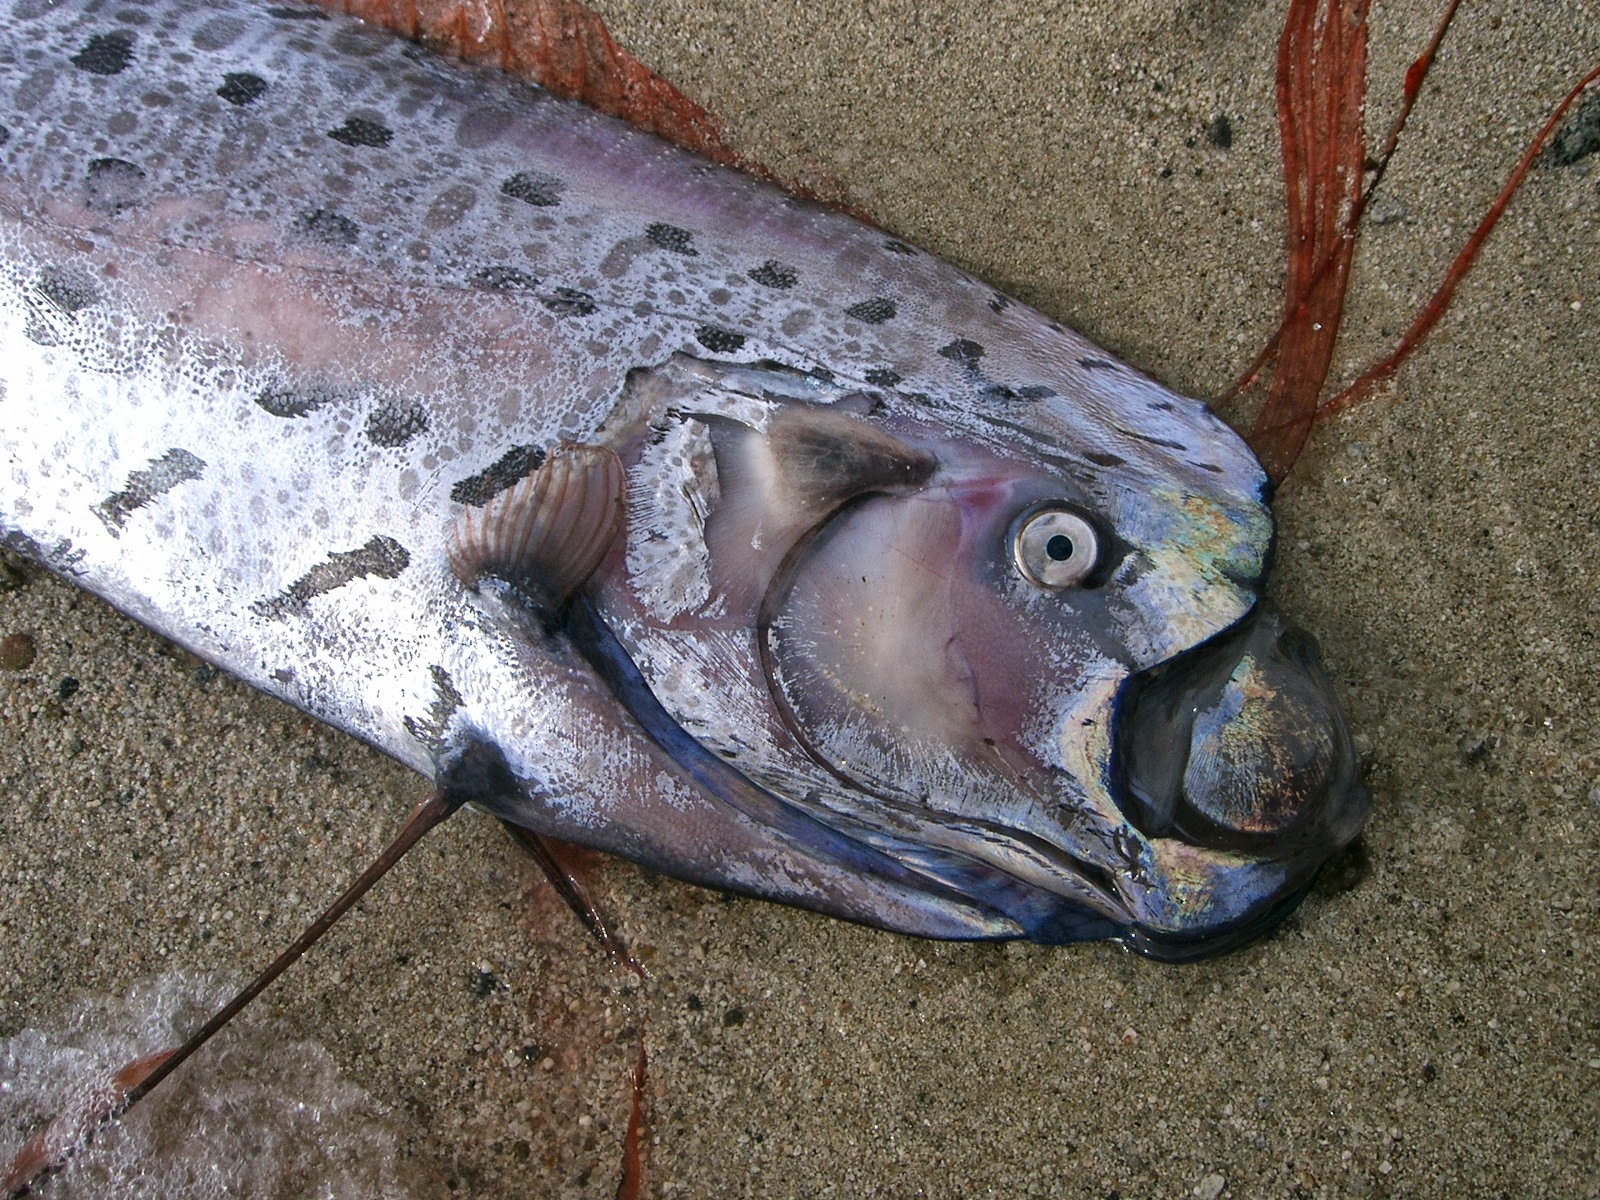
[764,491,1023,776]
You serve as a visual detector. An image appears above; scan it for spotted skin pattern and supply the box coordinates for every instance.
[0,0,1353,947]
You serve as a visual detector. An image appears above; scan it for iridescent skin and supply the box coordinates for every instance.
[0,0,1366,955]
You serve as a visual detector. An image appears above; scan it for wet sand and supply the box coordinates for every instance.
[2,1,1596,1196]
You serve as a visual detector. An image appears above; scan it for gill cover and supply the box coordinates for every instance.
[499,357,1373,958]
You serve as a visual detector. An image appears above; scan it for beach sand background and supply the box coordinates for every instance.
[2,1,1596,1196]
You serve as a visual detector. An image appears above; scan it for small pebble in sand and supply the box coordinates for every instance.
[0,631,36,671]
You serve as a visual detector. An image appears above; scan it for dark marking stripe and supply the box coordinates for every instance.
[542,286,596,317]
[695,325,745,353]
[93,449,206,535]
[403,665,464,755]
[989,383,1053,402]
[255,535,410,619]
[328,116,392,147]
[938,338,985,369]
[217,72,268,106]
[36,266,99,314]
[365,400,429,447]
[450,445,546,507]
[70,31,134,75]
[646,222,697,255]
[1116,427,1187,452]
[750,260,798,289]
[845,297,897,324]
[501,170,563,206]
[292,207,358,247]
[254,383,344,418]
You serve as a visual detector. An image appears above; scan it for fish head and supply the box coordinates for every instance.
[724,372,1368,958]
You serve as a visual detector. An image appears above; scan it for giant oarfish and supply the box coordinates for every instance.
[0,0,1368,959]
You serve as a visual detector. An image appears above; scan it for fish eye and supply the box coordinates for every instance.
[1012,505,1100,588]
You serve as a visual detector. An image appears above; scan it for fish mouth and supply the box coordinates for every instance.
[1106,607,1369,954]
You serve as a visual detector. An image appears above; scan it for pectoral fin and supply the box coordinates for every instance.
[449,443,625,612]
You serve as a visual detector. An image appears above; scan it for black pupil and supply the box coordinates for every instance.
[1045,534,1075,562]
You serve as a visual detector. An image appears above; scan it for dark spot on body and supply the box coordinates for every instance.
[265,5,328,18]
[84,157,145,215]
[0,126,10,147]
[749,260,798,289]
[71,31,134,75]
[1192,461,1226,474]
[36,266,98,314]
[1150,400,1176,412]
[473,264,540,291]
[938,338,985,369]
[1015,385,1057,400]
[254,535,411,619]
[981,384,1018,401]
[646,222,697,255]
[1079,357,1115,370]
[366,400,429,448]
[1085,450,1126,468]
[216,71,267,106]
[403,664,464,756]
[254,383,344,418]
[865,368,902,387]
[1123,429,1186,451]
[542,286,597,317]
[988,292,1011,313]
[291,207,358,247]
[845,296,897,324]
[328,115,392,147]
[883,239,916,255]
[501,170,563,206]
[451,445,545,506]
[93,448,206,534]
[695,325,746,353]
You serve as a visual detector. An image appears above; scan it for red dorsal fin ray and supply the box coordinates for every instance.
[322,1,738,166]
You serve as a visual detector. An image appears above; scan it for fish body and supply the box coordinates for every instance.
[0,0,1365,955]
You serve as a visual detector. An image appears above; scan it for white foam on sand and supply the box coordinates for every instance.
[0,972,447,1200]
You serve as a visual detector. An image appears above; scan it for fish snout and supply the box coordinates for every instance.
[1110,609,1369,954]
